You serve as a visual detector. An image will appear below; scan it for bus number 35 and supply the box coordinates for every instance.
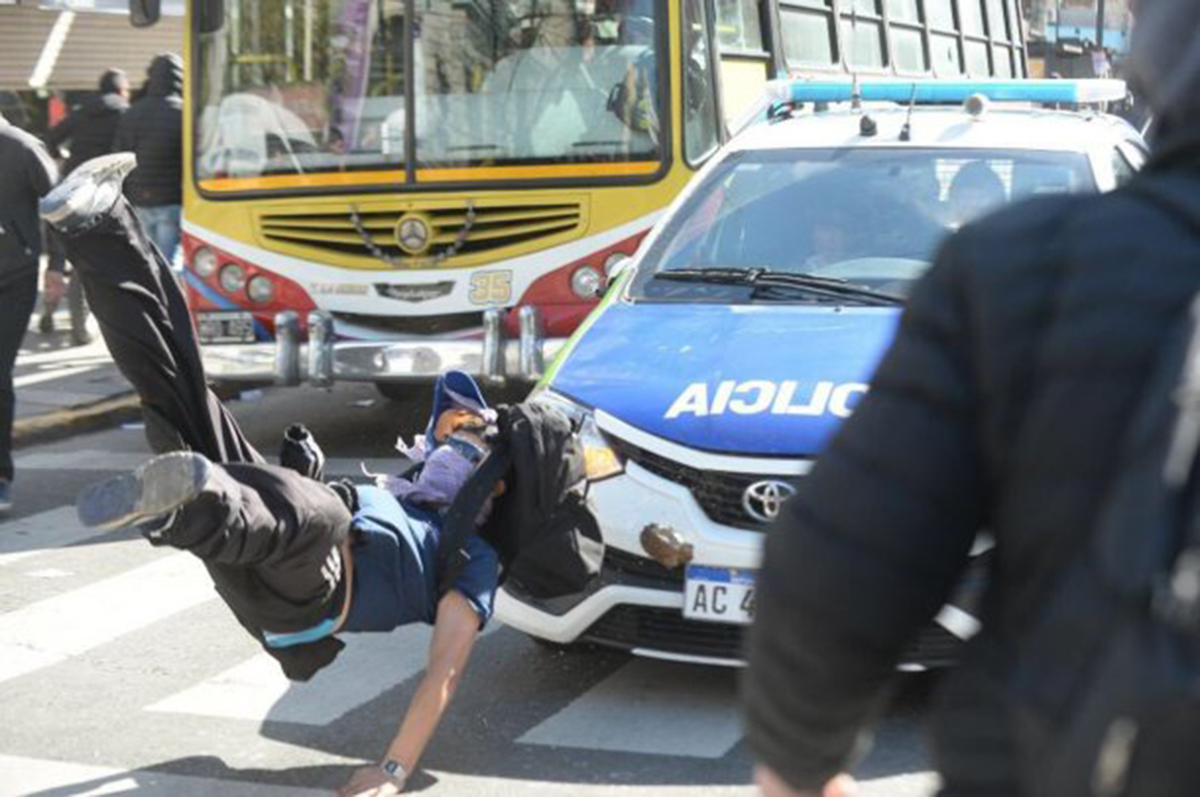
[470,271,513,305]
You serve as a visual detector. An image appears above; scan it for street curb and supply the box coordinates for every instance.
[13,393,142,448]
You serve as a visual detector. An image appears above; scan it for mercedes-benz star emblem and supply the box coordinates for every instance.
[395,215,432,256]
[742,480,797,524]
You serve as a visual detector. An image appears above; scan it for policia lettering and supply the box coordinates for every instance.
[664,380,869,420]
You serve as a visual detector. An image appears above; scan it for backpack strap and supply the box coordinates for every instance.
[436,445,512,593]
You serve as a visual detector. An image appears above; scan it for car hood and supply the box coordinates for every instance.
[549,302,901,457]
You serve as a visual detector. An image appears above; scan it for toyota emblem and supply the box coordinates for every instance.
[395,214,432,256]
[742,479,796,524]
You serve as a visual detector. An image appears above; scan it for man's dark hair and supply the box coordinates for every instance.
[99,69,128,96]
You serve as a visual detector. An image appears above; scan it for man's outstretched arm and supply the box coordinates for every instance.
[338,590,480,796]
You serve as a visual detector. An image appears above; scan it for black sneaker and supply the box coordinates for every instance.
[280,423,326,481]
[0,479,12,514]
[40,152,137,235]
[77,451,213,531]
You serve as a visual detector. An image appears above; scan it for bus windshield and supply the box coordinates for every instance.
[195,0,664,185]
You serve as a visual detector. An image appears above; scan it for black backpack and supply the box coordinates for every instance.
[1007,291,1200,797]
[438,401,605,600]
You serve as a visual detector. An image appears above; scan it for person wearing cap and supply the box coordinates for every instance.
[39,153,499,796]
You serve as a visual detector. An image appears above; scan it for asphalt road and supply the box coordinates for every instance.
[0,381,938,796]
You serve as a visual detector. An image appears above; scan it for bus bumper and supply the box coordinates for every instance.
[201,307,567,385]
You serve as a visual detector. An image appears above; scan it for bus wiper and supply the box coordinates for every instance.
[653,267,904,305]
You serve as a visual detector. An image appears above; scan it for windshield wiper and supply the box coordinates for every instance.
[653,267,904,306]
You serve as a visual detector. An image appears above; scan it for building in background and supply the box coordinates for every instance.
[0,0,183,134]
[1023,0,1133,78]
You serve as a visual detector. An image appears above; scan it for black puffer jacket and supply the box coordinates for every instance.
[0,118,57,281]
[116,54,183,207]
[46,91,128,175]
[743,157,1200,794]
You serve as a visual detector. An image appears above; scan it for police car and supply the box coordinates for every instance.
[496,79,1148,667]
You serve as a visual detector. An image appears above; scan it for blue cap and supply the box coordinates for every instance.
[424,370,490,450]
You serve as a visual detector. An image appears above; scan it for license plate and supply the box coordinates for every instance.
[683,565,756,625]
[197,312,256,344]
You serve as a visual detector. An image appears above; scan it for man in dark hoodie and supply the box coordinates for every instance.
[116,54,183,270]
[743,1,1200,795]
[0,114,57,513]
[42,68,130,344]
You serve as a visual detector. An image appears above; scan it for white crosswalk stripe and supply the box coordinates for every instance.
[0,550,214,685]
[518,658,743,758]
[147,621,502,725]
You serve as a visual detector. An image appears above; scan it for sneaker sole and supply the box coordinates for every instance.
[77,451,212,531]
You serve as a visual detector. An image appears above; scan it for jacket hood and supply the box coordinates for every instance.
[146,53,183,97]
[1130,0,1200,167]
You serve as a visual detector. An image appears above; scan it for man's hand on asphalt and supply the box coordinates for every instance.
[756,765,855,797]
[336,765,405,796]
[43,270,65,306]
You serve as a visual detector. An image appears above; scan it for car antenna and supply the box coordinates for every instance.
[899,83,918,142]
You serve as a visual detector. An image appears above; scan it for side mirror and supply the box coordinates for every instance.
[129,0,161,28]
[605,253,633,285]
[198,0,225,34]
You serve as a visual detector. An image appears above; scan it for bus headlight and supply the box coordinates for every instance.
[247,275,276,304]
[193,247,218,278]
[531,389,624,481]
[219,263,247,294]
[571,266,603,299]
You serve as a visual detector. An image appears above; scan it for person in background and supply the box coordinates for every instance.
[115,54,183,270]
[0,113,58,513]
[43,68,130,344]
[742,1,1200,794]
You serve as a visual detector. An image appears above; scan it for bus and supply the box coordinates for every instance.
[129,0,1026,396]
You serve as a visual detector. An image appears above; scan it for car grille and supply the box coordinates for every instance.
[584,605,745,660]
[604,547,685,588]
[257,199,584,267]
[583,605,964,667]
[609,438,803,531]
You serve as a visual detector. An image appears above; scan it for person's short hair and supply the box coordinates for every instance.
[99,69,128,95]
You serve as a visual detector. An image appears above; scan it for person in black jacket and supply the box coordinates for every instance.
[42,68,130,344]
[742,2,1200,795]
[115,54,183,269]
[40,153,500,796]
[0,114,57,514]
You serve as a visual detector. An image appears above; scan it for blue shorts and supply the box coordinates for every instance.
[444,533,500,629]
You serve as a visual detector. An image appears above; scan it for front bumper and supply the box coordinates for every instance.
[496,423,987,669]
[201,306,565,385]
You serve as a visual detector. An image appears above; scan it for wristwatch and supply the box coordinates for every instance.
[380,758,407,787]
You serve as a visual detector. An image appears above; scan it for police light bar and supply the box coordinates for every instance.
[772,78,1127,107]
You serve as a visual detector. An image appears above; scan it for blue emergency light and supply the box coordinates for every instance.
[774,78,1127,107]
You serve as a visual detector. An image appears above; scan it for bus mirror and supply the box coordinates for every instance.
[129,0,160,28]
[198,0,225,34]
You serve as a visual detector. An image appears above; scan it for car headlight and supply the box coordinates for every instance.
[531,389,625,482]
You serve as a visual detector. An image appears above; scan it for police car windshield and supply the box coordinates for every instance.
[633,147,1095,303]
